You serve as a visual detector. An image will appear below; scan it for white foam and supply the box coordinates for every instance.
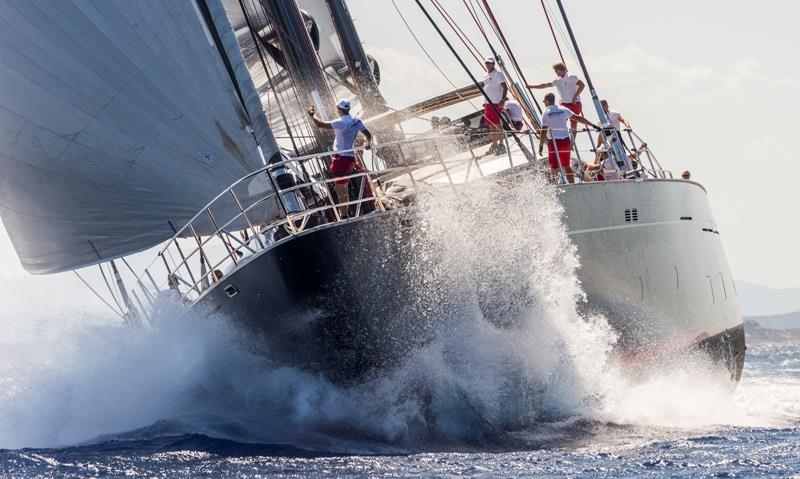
[0,173,795,450]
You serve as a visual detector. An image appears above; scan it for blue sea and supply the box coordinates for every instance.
[1,312,798,479]
[1,185,798,477]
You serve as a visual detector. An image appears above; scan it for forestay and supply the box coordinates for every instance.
[0,0,281,274]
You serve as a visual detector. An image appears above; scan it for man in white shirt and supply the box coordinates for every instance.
[528,61,585,137]
[308,98,372,218]
[596,99,632,149]
[504,100,525,131]
[538,93,598,184]
[480,56,508,155]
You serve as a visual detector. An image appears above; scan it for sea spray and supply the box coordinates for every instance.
[0,171,788,452]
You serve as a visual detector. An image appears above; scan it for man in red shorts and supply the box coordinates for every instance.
[528,61,585,138]
[538,93,598,184]
[480,56,508,155]
[308,98,372,218]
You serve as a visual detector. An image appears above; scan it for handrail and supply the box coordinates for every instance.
[136,129,673,304]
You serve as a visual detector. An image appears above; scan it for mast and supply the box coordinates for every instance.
[554,0,630,171]
[324,0,388,117]
[259,0,337,147]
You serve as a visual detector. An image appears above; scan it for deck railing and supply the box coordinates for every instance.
[133,127,671,309]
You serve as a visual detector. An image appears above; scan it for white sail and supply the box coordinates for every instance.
[0,0,280,274]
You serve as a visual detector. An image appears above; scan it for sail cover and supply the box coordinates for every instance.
[0,0,279,274]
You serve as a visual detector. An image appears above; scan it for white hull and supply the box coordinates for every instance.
[561,179,742,361]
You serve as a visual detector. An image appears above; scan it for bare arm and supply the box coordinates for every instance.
[307,106,333,129]
[501,82,508,101]
[573,79,585,102]
[572,114,598,130]
[538,127,548,155]
[620,115,631,129]
[527,81,552,89]
[361,128,373,149]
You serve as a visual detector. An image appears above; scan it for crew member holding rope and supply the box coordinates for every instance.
[539,92,598,184]
[308,99,372,219]
[528,61,585,138]
[480,56,508,155]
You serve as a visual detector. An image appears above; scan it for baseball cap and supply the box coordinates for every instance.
[336,98,351,110]
[485,56,495,64]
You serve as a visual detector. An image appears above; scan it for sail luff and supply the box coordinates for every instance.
[204,0,280,162]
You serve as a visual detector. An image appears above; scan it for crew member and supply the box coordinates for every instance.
[538,93,598,184]
[596,99,632,149]
[308,98,372,218]
[682,170,691,180]
[505,99,525,131]
[480,56,508,155]
[528,61,585,137]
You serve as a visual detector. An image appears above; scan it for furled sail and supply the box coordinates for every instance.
[0,0,280,274]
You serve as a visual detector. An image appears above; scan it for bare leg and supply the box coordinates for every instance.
[565,166,575,184]
[335,183,349,218]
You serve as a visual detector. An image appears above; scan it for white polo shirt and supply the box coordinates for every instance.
[606,109,622,130]
[482,68,507,104]
[330,114,367,156]
[505,100,524,122]
[541,104,574,140]
[552,73,581,104]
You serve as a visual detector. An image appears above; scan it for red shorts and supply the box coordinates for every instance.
[561,102,583,116]
[483,102,504,126]
[330,155,356,185]
[546,137,572,170]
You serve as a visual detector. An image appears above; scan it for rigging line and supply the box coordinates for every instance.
[539,0,566,65]
[462,0,542,126]
[389,0,482,112]
[429,0,485,66]
[73,271,126,321]
[543,0,579,63]
[477,0,543,116]
[239,0,301,156]
[246,0,317,149]
[413,0,536,162]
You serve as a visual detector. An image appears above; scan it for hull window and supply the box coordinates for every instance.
[719,272,728,300]
[707,275,715,305]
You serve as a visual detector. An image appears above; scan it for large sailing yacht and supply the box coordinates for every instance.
[0,0,743,384]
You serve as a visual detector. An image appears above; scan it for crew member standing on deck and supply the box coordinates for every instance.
[308,98,372,218]
[480,56,508,155]
[528,61,585,138]
[538,93,598,184]
[596,99,632,149]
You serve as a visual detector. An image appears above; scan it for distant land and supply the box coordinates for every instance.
[743,310,800,330]
[744,320,800,343]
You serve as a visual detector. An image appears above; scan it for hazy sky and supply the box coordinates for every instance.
[1,0,798,289]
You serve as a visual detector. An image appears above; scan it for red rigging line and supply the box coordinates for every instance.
[429,0,485,67]
[478,1,539,105]
[540,0,566,66]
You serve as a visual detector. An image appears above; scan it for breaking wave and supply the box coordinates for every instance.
[0,172,794,452]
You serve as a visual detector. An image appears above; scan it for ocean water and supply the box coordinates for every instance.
[1,177,798,478]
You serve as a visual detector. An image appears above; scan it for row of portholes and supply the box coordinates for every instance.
[637,268,737,305]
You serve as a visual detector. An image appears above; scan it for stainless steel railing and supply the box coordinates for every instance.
[133,127,672,308]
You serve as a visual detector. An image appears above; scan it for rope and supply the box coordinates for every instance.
[413,0,535,163]
[430,0,485,66]
[476,0,543,117]
[73,271,126,320]
[542,0,579,64]
[540,0,565,65]
[389,0,481,112]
